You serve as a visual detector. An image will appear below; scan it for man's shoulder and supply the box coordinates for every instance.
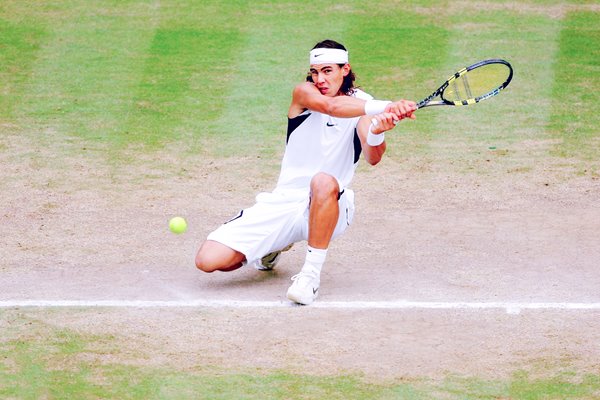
[350,88,374,101]
[293,81,317,93]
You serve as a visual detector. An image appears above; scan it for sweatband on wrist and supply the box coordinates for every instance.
[366,123,385,146]
[364,99,391,115]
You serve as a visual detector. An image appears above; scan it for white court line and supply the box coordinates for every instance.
[1,300,600,314]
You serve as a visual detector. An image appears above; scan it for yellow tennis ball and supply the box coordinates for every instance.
[169,216,187,234]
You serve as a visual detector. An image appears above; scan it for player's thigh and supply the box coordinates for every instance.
[208,198,308,263]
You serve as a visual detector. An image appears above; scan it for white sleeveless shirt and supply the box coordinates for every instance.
[275,89,373,193]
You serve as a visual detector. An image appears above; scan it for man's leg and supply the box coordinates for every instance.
[307,172,340,249]
[195,240,246,272]
[287,172,339,305]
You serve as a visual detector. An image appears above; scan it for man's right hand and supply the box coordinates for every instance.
[385,100,417,121]
[369,112,398,134]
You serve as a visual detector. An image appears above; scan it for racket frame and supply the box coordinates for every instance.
[417,59,513,109]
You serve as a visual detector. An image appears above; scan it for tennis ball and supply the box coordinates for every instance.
[169,216,187,234]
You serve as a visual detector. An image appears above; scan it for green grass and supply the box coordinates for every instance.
[1,0,598,173]
[1,320,599,400]
[0,20,46,119]
[549,10,600,164]
[1,0,599,397]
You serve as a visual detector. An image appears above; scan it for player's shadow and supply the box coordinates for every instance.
[192,248,303,295]
[195,266,289,290]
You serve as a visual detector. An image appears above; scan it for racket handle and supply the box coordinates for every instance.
[371,118,400,126]
[371,118,378,126]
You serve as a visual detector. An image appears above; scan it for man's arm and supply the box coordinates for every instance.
[288,82,367,118]
[288,82,417,119]
[357,114,390,166]
[357,103,416,165]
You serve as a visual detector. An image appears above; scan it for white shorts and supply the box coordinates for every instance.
[207,188,355,264]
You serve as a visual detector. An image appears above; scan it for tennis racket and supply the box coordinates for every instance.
[417,59,513,109]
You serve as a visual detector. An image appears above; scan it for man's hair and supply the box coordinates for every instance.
[307,39,356,96]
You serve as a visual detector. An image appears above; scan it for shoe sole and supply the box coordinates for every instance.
[254,263,274,271]
[286,288,318,305]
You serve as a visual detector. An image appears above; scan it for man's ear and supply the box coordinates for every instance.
[342,63,351,77]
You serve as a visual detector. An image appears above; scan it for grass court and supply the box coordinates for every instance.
[1,0,599,398]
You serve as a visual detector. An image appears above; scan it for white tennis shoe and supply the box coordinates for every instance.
[253,251,281,271]
[286,270,320,305]
[253,244,294,271]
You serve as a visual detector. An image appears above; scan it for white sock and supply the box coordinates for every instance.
[302,246,328,275]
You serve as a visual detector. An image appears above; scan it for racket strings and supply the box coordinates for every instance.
[463,74,473,99]
[443,63,510,102]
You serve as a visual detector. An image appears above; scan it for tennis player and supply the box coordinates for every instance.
[196,39,416,305]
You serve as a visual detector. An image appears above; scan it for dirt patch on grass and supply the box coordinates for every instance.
[1,131,599,380]
[3,307,600,383]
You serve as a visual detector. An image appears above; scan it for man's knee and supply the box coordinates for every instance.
[310,173,339,200]
[195,241,226,273]
[195,240,244,273]
[195,246,218,273]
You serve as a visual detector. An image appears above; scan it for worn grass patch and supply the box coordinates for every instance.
[1,312,599,399]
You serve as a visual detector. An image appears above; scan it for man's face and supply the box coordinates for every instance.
[309,63,350,97]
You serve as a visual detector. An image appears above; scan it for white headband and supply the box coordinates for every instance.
[309,48,349,65]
